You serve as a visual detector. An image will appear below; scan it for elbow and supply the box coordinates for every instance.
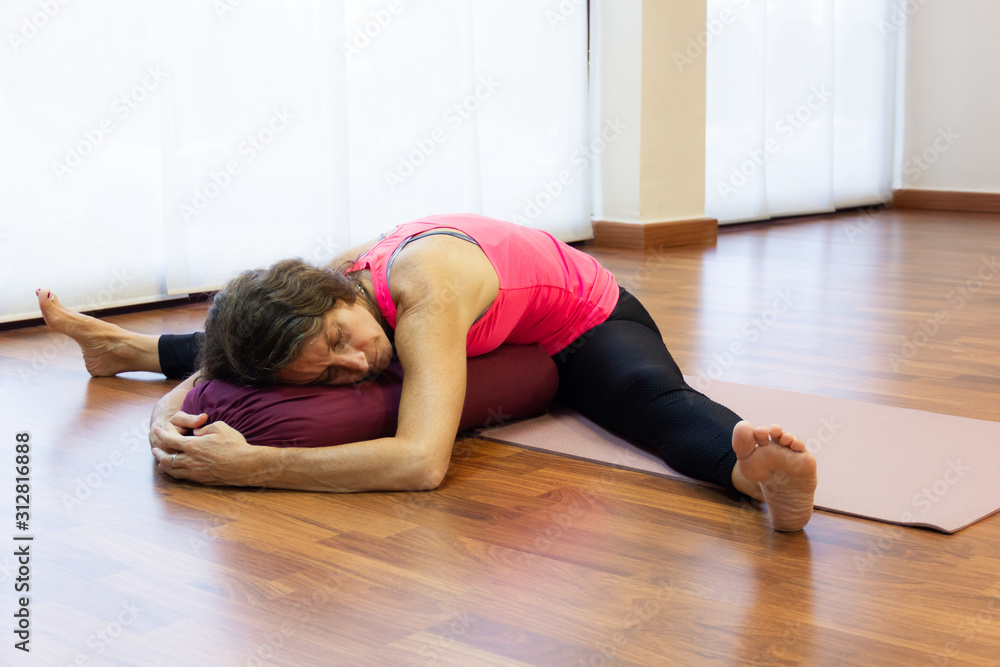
[407,445,449,490]
[413,462,447,491]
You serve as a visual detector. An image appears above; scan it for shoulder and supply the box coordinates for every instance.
[389,235,499,325]
[389,235,479,296]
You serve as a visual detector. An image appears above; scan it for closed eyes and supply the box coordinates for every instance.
[311,328,344,384]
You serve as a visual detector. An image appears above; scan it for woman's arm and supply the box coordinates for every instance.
[151,286,469,491]
[149,371,208,452]
[151,236,495,491]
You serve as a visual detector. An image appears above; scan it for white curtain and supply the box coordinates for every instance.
[705,0,898,224]
[0,0,590,322]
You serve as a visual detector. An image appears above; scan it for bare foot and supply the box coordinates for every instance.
[35,288,161,376]
[731,421,817,532]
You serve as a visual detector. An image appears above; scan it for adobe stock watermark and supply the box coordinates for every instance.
[79,266,135,311]
[900,126,960,184]
[845,127,959,244]
[841,190,893,245]
[716,84,832,201]
[60,418,149,514]
[616,246,670,293]
[180,106,296,224]
[187,486,271,558]
[510,116,627,225]
[749,622,805,667]
[243,568,347,666]
[879,0,932,36]
[341,0,407,61]
[213,0,245,20]
[7,0,72,53]
[580,579,675,667]
[411,613,482,667]
[394,406,512,522]
[51,65,167,183]
[912,458,971,515]
[691,287,798,391]
[69,600,144,663]
[673,0,751,72]
[383,75,500,192]
[518,464,635,568]
[307,231,351,269]
[855,458,973,576]
[16,333,72,384]
[925,581,1000,667]
[888,255,998,371]
[545,0,585,30]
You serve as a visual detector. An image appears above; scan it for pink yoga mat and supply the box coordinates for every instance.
[478,378,1000,533]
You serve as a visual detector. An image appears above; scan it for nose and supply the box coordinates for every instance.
[335,348,369,375]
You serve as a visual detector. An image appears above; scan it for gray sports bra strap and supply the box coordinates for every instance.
[385,229,479,284]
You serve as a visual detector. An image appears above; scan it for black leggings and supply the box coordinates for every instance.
[157,286,741,491]
[552,287,741,491]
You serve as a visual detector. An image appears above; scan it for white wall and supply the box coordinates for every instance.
[897,0,1000,192]
[589,0,642,222]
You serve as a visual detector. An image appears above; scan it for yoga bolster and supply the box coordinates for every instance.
[180,344,558,448]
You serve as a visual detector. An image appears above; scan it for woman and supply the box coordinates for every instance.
[37,214,817,531]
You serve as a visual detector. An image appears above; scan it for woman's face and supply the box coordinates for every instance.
[274,300,393,385]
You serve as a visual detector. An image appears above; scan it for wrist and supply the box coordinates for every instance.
[247,444,282,487]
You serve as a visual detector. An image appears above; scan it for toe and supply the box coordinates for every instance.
[789,436,807,452]
[753,425,770,447]
[778,431,794,446]
[732,421,758,459]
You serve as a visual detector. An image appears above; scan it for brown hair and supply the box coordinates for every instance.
[198,258,379,386]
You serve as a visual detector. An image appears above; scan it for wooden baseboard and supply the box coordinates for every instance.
[592,217,718,250]
[892,189,1000,214]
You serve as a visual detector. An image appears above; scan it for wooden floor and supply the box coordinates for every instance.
[1,208,999,666]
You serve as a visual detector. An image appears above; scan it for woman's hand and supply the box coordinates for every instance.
[151,420,271,487]
[148,371,203,453]
[149,410,208,453]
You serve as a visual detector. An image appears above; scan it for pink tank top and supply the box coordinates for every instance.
[349,214,620,356]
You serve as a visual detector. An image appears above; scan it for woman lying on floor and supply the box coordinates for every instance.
[38,213,817,531]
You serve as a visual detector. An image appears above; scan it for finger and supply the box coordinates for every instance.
[151,447,174,467]
[156,460,192,480]
[152,426,192,452]
[193,420,232,437]
[150,418,184,447]
[169,411,209,430]
[192,423,215,437]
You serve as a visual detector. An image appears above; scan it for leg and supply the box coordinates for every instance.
[36,288,203,379]
[554,315,743,490]
[554,288,816,531]
[158,333,204,379]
